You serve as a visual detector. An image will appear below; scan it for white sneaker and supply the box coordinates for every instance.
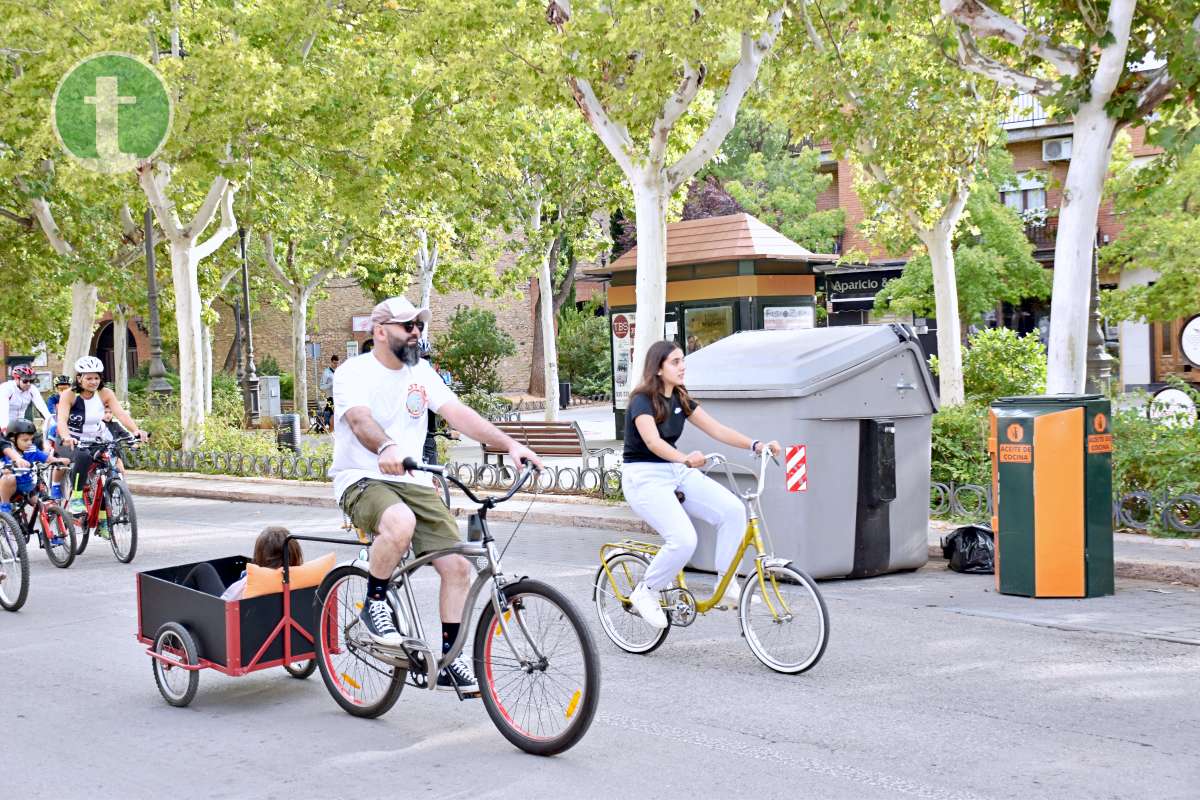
[629,583,668,629]
[717,575,740,609]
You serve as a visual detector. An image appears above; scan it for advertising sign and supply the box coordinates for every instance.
[764,306,815,331]
[612,313,636,410]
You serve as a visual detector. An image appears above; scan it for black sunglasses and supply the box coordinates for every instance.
[398,320,425,333]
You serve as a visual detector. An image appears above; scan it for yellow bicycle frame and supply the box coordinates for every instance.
[598,516,794,619]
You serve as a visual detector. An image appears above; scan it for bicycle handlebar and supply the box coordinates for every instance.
[702,448,777,500]
[402,456,537,507]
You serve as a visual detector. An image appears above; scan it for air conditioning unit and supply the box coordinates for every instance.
[1043,137,1073,161]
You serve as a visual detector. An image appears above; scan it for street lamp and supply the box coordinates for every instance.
[143,208,172,398]
[239,227,260,426]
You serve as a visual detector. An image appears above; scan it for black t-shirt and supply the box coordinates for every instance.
[622,390,697,463]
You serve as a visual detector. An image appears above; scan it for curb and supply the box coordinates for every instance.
[126,475,1199,587]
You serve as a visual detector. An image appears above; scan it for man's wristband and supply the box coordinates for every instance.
[750,439,761,454]
[376,439,398,456]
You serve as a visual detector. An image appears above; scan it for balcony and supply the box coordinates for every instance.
[1002,93,1049,130]
[1024,218,1057,252]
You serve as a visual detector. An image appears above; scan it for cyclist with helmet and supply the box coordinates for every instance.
[0,419,70,517]
[57,356,148,516]
[0,365,52,436]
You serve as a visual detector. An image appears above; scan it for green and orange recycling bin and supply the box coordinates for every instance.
[988,395,1114,598]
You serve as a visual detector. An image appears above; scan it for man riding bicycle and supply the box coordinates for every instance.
[330,296,543,692]
[0,365,51,437]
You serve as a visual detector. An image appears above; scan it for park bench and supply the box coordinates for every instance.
[481,420,615,473]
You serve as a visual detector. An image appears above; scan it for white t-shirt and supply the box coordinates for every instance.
[328,353,456,501]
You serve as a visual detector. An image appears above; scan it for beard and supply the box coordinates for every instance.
[390,336,420,366]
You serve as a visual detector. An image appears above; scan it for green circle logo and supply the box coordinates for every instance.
[52,53,172,174]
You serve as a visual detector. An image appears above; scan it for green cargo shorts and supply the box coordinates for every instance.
[340,478,460,555]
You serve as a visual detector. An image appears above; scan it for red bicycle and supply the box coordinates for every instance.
[4,462,77,569]
[73,435,139,564]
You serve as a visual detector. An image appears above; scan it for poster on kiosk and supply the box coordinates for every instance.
[611,312,636,410]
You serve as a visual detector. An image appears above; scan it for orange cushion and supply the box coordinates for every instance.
[243,552,336,599]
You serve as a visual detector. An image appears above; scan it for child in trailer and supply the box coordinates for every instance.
[179,526,305,602]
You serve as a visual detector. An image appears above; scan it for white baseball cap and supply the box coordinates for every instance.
[369,296,432,327]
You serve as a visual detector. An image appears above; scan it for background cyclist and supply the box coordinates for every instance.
[0,365,52,438]
[56,356,148,516]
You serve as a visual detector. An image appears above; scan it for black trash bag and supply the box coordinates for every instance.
[941,524,995,574]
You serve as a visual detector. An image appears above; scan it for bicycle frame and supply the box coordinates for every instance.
[311,459,541,694]
[7,465,61,544]
[599,450,797,620]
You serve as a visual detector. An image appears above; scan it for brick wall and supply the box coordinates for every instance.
[210,272,536,405]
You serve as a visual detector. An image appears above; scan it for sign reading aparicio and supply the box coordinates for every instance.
[825,268,903,298]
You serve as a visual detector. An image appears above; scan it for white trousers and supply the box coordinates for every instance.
[622,461,747,591]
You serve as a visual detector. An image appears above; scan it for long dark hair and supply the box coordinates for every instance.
[630,340,695,424]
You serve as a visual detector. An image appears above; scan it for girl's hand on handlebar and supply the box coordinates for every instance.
[14,457,30,469]
[682,450,706,468]
[754,440,782,457]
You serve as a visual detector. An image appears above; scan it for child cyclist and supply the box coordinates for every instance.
[1,419,71,523]
[621,340,780,629]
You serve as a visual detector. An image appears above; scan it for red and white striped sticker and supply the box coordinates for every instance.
[786,445,808,493]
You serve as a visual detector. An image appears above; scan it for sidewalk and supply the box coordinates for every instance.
[125,470,1200,587]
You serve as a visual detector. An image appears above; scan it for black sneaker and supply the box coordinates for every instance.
[359,598,403,648]
[437,655,479,693]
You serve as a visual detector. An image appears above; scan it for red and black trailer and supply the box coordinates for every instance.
[136,555,320,707]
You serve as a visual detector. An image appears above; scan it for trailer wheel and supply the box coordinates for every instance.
[152,622,200,707]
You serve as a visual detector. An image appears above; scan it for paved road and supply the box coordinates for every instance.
[4,495,1198,800]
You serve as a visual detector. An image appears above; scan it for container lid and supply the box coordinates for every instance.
[992,394,1103,406]
[683,324,933,399]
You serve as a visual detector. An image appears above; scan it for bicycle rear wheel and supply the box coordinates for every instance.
[106,481,138,563]
[739,562,829,674]
[0,513,29,612]
[475,579,600,756]
[41,504,76,569]
[314,565,405,718]
[592,552,670,654]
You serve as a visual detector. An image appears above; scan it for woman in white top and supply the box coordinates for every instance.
[57,356,148,515]
[0,364,51,435]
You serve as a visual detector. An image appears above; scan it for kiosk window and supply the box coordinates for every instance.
[684,306,734,353]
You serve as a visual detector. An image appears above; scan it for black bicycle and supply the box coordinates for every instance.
[0,506,29,611]
[313,458,600,756]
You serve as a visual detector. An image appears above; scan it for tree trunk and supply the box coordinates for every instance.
[629,175,670,389]
[201,324,214,414]
[291,288,310,428]
[529,291,547,398]
[538,239,561,421]
[921,226,965,406]
[64,281,98,374]
[170,244,206,450]
[112,305,129,404]
[416,229,438,311]
[1046,101,1118,394]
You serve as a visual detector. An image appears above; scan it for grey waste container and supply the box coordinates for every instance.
[275,413,301,453]
[675,324,938,580]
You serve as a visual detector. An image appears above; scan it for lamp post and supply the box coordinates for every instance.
[144,209,172,398]
[1085,244,1114,395]
[239,228,260,426]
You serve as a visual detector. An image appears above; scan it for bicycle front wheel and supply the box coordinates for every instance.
[739,562,829,674]
[106,481,138,563]
[0,513,29,611]
[41,505,77,569]
[592,552,670,654]
[475,579,600,756]
[314,565,405,718]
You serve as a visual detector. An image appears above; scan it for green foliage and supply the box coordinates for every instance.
[931,328,1047,405]
[1100,147,1200,323]
[930,403,991,487]
[457,389,514,421]
[279,372,294,402]
[877,152,1051,324]
[556,302,612,398]
[256,355,282,377]
[707,111,845,252]
[1112,385,1200,522]
[433,307,516,395]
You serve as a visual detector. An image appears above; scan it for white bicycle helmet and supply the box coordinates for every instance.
[74,355,104,375]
